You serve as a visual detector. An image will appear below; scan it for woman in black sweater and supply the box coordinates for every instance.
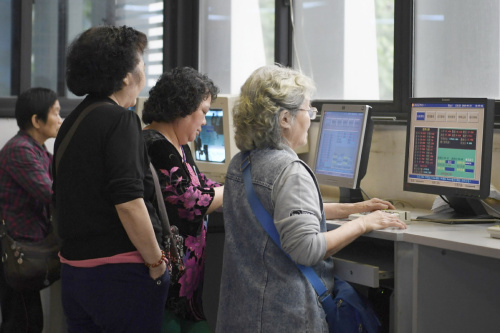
[52,25,169,332]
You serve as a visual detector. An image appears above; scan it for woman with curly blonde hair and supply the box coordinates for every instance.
[217,64,406,332]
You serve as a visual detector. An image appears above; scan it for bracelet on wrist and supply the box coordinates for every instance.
[144,250,166,269]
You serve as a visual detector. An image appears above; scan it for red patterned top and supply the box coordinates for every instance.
[0,131,53,241]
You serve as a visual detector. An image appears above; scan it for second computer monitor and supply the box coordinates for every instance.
[313,104,373,203]
[191,94,239,183]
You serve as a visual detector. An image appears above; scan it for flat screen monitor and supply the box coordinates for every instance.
[312,104,373,203]
[403,98,496,222]
[190,94,239,183]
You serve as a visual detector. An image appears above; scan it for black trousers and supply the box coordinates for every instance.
[0,257,43,333]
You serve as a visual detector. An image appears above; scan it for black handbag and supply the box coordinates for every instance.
[0,220,60,291]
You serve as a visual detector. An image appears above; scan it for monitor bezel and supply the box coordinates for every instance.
[189,94,239,183]
[403,97,495,200]
[312,104,373,190]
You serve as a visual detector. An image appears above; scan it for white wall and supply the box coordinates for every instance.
[301,121,500,210]
[0,118,18,145]
[0,118,56,153]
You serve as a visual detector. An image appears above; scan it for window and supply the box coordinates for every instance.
[292,0,395,101]
[414,0,500,99]
[199,0,275,94]
[0,0,12,97]
[61,0,164,98]
[2,1,499,120]
[114,1,164,96]
[31,0,59,93]
[0,0,163,117]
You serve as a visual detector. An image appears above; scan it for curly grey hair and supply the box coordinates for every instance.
[233,65,316,151]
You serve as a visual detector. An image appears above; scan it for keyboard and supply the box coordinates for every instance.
[348,210,412,223]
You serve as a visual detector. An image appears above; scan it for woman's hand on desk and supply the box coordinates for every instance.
[323,209,406,258]
[350,198,408,232]
[357,210,407,233]
[324,198,395,220]
[354,198,396,213]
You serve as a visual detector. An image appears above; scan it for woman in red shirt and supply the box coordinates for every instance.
[0,87,62,333]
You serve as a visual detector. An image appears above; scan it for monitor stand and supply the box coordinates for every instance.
[417,196,499,224]
[339,187,364,203]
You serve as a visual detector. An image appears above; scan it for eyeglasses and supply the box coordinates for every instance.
[298,107,318,120]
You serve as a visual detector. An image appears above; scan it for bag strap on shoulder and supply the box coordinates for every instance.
[55,102,110,174]
[241,151,337,327]
[149,163,173,237]
[149,163,181,258]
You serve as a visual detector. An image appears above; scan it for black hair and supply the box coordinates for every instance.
[142,67,219,124]
[66,25,148,97]
[15,87,58,130]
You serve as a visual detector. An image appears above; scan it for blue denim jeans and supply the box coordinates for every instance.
[61,263,169,333]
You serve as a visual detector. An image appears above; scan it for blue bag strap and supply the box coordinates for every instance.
[240,151,337,327]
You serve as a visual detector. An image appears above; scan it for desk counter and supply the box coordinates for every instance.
[328,219,500,259]
[327,216,500,333]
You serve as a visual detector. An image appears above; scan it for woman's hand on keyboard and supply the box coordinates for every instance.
[354,198,396,213]
[358,210,408,233]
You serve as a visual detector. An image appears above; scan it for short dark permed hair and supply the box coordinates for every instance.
[142,67,219,124]
[66,25,147,97]
[15,87,58,131]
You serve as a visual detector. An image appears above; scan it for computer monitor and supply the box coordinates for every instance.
[312,104,373,203]
[403,97,495,222]
[190,94,239,183]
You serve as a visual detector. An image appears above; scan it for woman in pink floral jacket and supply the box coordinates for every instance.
[142,67,223,333]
